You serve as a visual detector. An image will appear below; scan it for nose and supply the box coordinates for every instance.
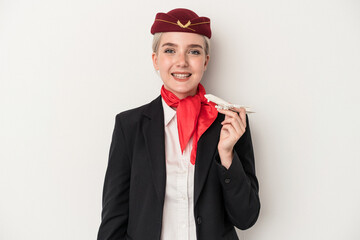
[176,52,189,68]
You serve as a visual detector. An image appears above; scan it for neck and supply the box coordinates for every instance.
[165,87,198,100]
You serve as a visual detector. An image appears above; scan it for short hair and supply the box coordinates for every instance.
[152,32,210,56]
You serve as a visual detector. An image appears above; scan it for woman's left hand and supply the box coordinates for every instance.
[217,107,247,169]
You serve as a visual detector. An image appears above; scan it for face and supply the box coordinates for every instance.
[152,32,210,99]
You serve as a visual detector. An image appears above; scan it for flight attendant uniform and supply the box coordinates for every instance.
[97,8,260,240]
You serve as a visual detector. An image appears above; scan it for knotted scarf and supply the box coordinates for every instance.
[161,84,218,165]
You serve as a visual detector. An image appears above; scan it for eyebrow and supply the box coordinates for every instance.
[188,44,203,49]
[161,42,203,49]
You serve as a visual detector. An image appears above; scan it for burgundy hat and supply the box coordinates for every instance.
[151,8,211,39]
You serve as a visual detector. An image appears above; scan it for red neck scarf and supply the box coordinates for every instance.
[161,84,218,165]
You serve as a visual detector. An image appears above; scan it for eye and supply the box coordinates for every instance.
[189,49,201,55]
[164,48,175,54]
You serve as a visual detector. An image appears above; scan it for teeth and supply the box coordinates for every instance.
[172,73,191,79]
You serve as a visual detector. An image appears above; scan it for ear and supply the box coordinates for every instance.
[204,55,210,71]
[152,52,159,70]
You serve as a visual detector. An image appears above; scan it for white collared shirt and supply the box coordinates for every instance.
[160,98,197,240]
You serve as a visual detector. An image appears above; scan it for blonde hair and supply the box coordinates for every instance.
[152,32,210,55]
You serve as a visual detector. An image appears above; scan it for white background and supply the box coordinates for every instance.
[1,0,360,239]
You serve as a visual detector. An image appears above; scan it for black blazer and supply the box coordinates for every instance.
[98,96,260,240]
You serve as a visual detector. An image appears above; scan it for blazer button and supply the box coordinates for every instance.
[197,216,202,225]
[224,178,231,184]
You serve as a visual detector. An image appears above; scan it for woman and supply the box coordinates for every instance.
[97,8,260,240]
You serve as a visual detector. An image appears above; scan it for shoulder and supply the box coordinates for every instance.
[115,95,163,126]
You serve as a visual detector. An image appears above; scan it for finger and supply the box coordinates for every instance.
[221,113,241,126]
[218,107,245,123]
[217,108,241,119]
[232,107,247,128]
[221,109,246,135]
[221,118,243,135]
[221,120,243,139]
[221,123,236,136]
[218,108,247,134]
[221,124,241,141]
[218,109,244,131]
[220,108,244,129]
[231,106,246,115]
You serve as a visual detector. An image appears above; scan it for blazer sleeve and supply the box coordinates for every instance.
[98,114,131,240]
[216,114,260,230]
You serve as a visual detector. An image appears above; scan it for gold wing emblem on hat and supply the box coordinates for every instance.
[154,19,196,31]
[177,20,191,28]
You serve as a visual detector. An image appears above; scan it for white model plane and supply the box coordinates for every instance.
[204,94,255,114]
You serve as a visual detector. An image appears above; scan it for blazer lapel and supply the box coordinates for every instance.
[142,96,166,206]
[194,114,224,206]
[141,96,225,208]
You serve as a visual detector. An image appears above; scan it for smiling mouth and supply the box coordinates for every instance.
[171,73,192,79]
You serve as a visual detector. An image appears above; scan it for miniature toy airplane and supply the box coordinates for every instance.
[204,94,255,113]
